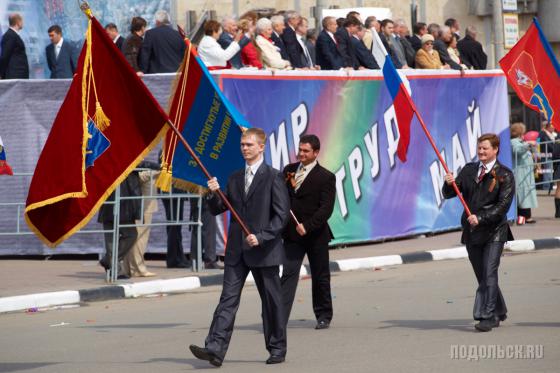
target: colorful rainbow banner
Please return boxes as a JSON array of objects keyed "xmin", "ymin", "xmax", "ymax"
[{"xmin": 218, "ymin": 71, "xmax": 515, "ymax": 245}]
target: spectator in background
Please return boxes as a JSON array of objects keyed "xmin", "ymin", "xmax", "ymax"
[
  {"xmin": 105, "ymin": 23, "xmax": 124, "ymax": 50},
  {"xmin": 379, "ymin": 19, "xmax": 403, "ymax": 68},
  {"xmin": 362, "ymin": 16, "xmax": 378, "ymax": 50},
  {"xmin": 537, "ymin": 121, "xmax": 557, "ymax": 194},
  {"xmin": 446, "ymin": 33, "xmax": 469, "ymax": 69},
  {"xmin": 45, "ymin": 25, "xmax": 76, "ymax": 79},
  {"xmin": 510, "ymin": 122, "xmax": 538, "ymax": 224},
  {"xmin": 270, "ymin": 15, "xmax": 289, "ymax": 60},
  {"xmin": 238, "ymin": 18, "xmax": 262, "ymax": 69},
  {"xmin": 427, "ymin": 23, "xmax": 440, "ymax": 40},
  {"xmin": 408, "ymin": 22, "xmax": 427, "ymax": 51},
  {"xmin": 434, "ymin": 26, "xmax": 463, "ymax": 70},
  {"xmin": 198, "ymin": 20, "xmax": 248, "ymax": 70},
  {"xmin": 395, "ymin": 19, "xmax": 415, "ymax": 68},
  {"xmin": 282, "ymin": 11, "xmax": 302, "ymax": 68},
  {"xmin": 351, "ymin": 25, "xmax": 379, "ymax": 69},
  {"xmin": 0, "ymin": 13, "xmax": 29, "ymax": 79},
  {"xmin": 552, "ymin": 136, "xmax": 560, "ymax": 218},
  {"xmin": 415, "ymin": 34, "xmax": 448, "ymax": 69},
  {"xmin": 445, "ymin": 18, "xmax": 461, "ymax": 40},
  {"xmin": 305, "ymin": 29, "xmax": 317, "ymax": 66},
  {"xmin": 255, "ymin": 17, "xmax": 291, "ymax": 70},
  {"xmin": 218, "ymin": 17, "xmax": 243, "ymax": 69},
  {"xmin": 140, "ymin": 10, "xmax": 185, "ymax": 73},
  {"xmin": 189, "ymin": 188, "xmax": 224, "ymax": 270},
  {"xmin": 335, "ymin": 16, "xmax": 361, "ymax": 69},
  {"xmin": 457, "ymin": 26, "xmax": 487, "ymax": 70},
  {"xmin": 346, "ymin": 11, "xmax": 362, "ymax": 23},
  {"xmin": 336, "ymin": 17, "xmax": 346, "ymax": 29},
  {"xmin": 293, "ymin": 17, "xmax": 317, "ymax": 69},
  {"xmin": 122, "ymin": 17, "xmax": 147, "ymax": 74},
  {"xmin": 315, "ymin": 16, "xmax": 343, "ymax": 70}
]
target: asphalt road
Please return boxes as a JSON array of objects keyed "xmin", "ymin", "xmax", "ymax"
[{"xmin": 1, "ymin": 249, "xmax": 559, "ymax": 373}]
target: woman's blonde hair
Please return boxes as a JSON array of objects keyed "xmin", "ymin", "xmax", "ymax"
[{"xmin": 510, "ymin": 122, "xmax": 526, "ymax": 138}]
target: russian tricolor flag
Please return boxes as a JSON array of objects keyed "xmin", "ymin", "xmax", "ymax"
[
  {"xmin": 0, "ymin": 135, "xmax": 14, "ymax": 175},
  {"xmin": 372, "ymin": 32, "xmax": 415, "ymax": 162}
]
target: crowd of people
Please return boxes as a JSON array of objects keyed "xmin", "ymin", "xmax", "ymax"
[{"xmin": 0, "ymin": 9, "xmax": 491, "ymax": 80}]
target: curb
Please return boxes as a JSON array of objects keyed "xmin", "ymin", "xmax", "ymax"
[{"xmin": 2, "ymin": 237, "xmax": 559, "ymax": 314}]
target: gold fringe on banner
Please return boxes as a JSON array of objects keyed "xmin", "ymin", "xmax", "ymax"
[
  {"xmin": 155, "ymin": 163, "xmax": 173, "ymax": 192},
  {"xmin": 93, "ymin": 102, "xmax": 110, "ymax": 131}
]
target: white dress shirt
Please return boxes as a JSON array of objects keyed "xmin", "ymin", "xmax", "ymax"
[
  {"xmin": 245, "ymin": 157, "xmax": 264, "ymax": 192},
  {"xmin": 294, "ymin": 160, "xmax": 317, "ymax": 190},
  {"xmin": 296, "ymin": 34, "xmax": 313, "ymax": 67},
  {"xmin": 479, "ymin": 159, "xmax": 496, "ymax": 179},
  {"xmin": 54, "ymin": 38, "xmax": 63, "ymax": 59},
  {"xmin": 197, "ymin": 35, "xmax": 241, "ymax": 68}
]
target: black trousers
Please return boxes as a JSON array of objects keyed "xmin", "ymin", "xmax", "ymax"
[
  {"xmin": 466, "ymin": 241, "xmax": 508, "ymax": 321},
  {"xmin": 189, "ymin": 198, "xmax": 217, "ymax": 263},
  {"xmin": 161, "ymin": 193, "xmax": 188, "ymax": 267},
  {"xmin": 281, "ymin": 240, "xmax": 333, "ymax": 323},
  {"xmin": 101, "ymin": 222, "xmax": 137, "ymax": 268},
  {"xmin": 205, "ymin": 262, "xmax": 286, "ymax": 360}
]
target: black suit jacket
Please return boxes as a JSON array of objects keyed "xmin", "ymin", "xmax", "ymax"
[
  {"xmin": 399, "ymin": 36, "xmax": 416, "ymax": 67},
  {"xmin": 115, "ymin": 35, "xmax": 124, "ymax": 51},
  {"xmin": 434, "ymin": 39, "xmax": 462, "ymax": 70},
  {"xmin": 139, "ymin": 25, "xmax": 185, "ymax": 73},
  {"xmin": 0, "ymin": 28, "xmax": 29, "ymax": 79},
  {"xmin": 217, "ymin": 32, "xmax": 243, "ymax": 68},
  {"xmin": 207, "ymin": 162, "xmax": 290, "ymax": 267},
  {"xmin": 457, "ymin": 35, "xmax": 487, "ymax": 70},
  {"xmin": 316, "ymin": 30, "xmax": 343, "ymax": 70},
  {"xmin": 271, "ymin": 32, "xmax": 289, "ymax": 60},
  {"xmin": 282, "ymin": 25, "xmax": 302, "ymax": 68},
  {"xmin": 46, "ymin": 40, "xmax": 77, "ymax": 79},
  {"xmin": 408, "ymin": 34, "xmax": 422, "ymax": 52},
  {"xmin": 442, "ymin": 162, "xmax": 515, "ymax": 245},
  {"xmin": 351, "ymin": 36, "xmax": 379, "ymax": 69},
  {"xmin": 334, "ymin": 27, "xmax": 358, "ymax": 69},
  {"xmin": 283, "ymin": 162, "xmax": 336, "ymax": 245},
  {"xmin": 379, "ymin": 33, "xmax": 402, "ymax": 68}
]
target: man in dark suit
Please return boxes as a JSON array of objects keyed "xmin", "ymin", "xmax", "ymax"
[
  {"xmin": 408, "ymin": 22, "xmax": 427, "ymax": 52},
  {"xmin": 281, "ymin": 135, "xmax": 336, "ymax": 330},
  {"xmin": 379, "ymin": 19, "xmax": 403, "ymax": 69},
  {"xmin": 104, "ymin": 23, "xmax": 124, "ymax": 50},
  {"xmin": 335, "ymin": 17, "xmax": 361, "ymax": 69},
  {"xmin": 139, "ymin": 10, "xmax": 185, "ymax": 74},
  {"xmin": 434, "ymin": 26, "xmax": 463, "ymax": 70},
  {"xmin": 282, "ymin": 11, "xmax": 303, "ymax": 68},
  {"xmin": 190, "ymin": 128, "xmax": 290, "ymax": 366},
  {"xmin": 352, "ymin": 26, "xmax": 379, "ymax": 69},
  {"xmin": 316, "ymin": 16, "xmax": 343, "ymax": 70},
  {"xmin": 271, "ymin": 15, "xmax": 289, "ymax": 60},
  {"xmin": 0, "ymin": 13, "xmax": 29, "ymax": 79},
  {"xmin": 291, "ymin": 17, "xmax": 316, "ymax": 69},
  {"xmin": 45, "ymin": 25, "xmax": 76, "ymax": 79},
  {"xmin": 443, "ymin": 133, "xmax": 515, "ymax": 332},
  {"xmin": 217, "ymin": 16, "xmax": 243, "ymax": 69},
  {"xmin": 457, "ymin": 26, "xmax": 488, "ymax": 70}
]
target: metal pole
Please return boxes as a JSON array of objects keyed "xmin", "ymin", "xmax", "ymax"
[
  {"xmin": 492, "ymin": 0, "xmax": 505, "ymax": 68},
  {"xmin": 110, "ymin": 185, "xmax": 121, "ymax": 283},
  {"xmin": 316, "ymin": 0, "xmax": 328, "ymax": 33}
]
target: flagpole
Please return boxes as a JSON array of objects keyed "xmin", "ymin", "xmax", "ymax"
[
  {"xmin": 405, "ymin": 95, "xmax": 473, "ymax": 216},
  {"xmin": 165, "ymin": 119, "xmax": 252, "ymax": 236}
]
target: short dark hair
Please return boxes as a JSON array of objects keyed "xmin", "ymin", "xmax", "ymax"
[
  {"xmin": 300, "ymin": 134, "xmax": 320, "ymax": 151},
  {"xmin": 204, "ymin": 20, "xmax": 221, "ymax": 36},
  {"xmin": 413, "ymin": 22, "xmax": 426, "ymax": 34},
  {"xmin": 48, "ymin": 25, "xmax": 62, "ymax": 35},
  {"xmin": 346, "ymin": 11, "xmax": 360, "ymax": 20},
  {"xmin": 130, "ymin": 17, "xmax": 147, "ymax": 33},
  {"xmin": 105, "ymin": 23, "xmax": 118, "ymax": 31},
  {"xmin": 380, "ymin": 19, "xmax": 394, "ymax": 29},
  {"xmin": 336, "ymin": 17, "xmax": 346, "ymax": 29},
  {"xmin": 343, "ymin": 17, "xmax": 361, "ymax": 28},
  {"xmin": 478, "ymin": 133, "xmax": 500, "ymax": 154},
  {"xmin": 444, "ymin": 18, "xmax": 457, "ymax": 28}
]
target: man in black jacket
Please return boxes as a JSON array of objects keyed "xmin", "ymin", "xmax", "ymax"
[
  {"xmin": 271, "ymin": 15, "xmax": 289, "ymax": 60},
  {"xmin": 457, "ymin": 26, "xmax": 488, "ymax": 70},
  {"xmin": 45, "ymin": 25, "xmax": 76, "ymax": 79},
  {"xmin": 139, "ymin": 10, "xmax": 185, "ymax": 73},
  {"xmin": 408, "ymin": 22, "xmax": 427, "ymax": 52},
  {"xmin": 282, "ymin": 11, "xmax": 302, "ymax": 68},
  {"xmin": 335, "ymin": 17, "xmax": 361, "ymax": 69},
  {"xmin": 434, "ymin": 26, "xmax": 463, "ymax": 70},
  {"xmin": 443, "ymin": 133, "xmax": 514, "ymax": 332},
  {"xmin": 190, "ymin": 128, "xmax": 290, "ymax": 366},
  {"xmin": 352, "ymin": 26, "xmax": 379, "ymax": 69},
  {"xmin": 0, "ymin": 13, "xmax": 29, "ymax": 79},
  {"xmin": 316, "ymin": 16, "xmax": 343, "ymax": 70},
  {"xmin": 281, "ymin": 135, "xmax": 336, "ymax": 330}
]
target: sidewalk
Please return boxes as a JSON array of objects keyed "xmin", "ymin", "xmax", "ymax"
[{"xmin": 1, "ymin": 193, "xmax": 559, "ymax": 313}]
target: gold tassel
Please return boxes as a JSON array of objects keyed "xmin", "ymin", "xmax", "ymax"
[
  {"xmin": 93, "ymin": 102, "xmax": 110, "ymax": 131},
  {"xmin": 172, "ymin": 179, "xmax": 205, "ymax": 194},
  {"xmin": 155, "ymin": 164, "xmax": 173, "ymax": 192}
]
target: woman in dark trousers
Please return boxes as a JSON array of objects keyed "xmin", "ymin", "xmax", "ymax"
[{"xmin": 442, "ymin": 133, "xmax": 515, "ymax": 332}]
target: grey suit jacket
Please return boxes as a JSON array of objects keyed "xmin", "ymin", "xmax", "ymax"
[{"xmin": 207, "ymin": 163, "xmax": 289, "ymax": 267}]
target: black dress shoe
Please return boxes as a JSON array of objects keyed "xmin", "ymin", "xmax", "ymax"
[
  {"xmin": 266, "ymin": 355, "xmax": 285, "ymax": 364},
  {"xmin": 315, "ymin": 320, "xmax": 330, "ymax": 330},
  {"xmin": 475, "ymin": 318, "xmax": 498, "ymax": 332},
  {"xmin": 99, "ymin": 260, "xmax": 110, "ymax": 271},
  {"xmin": 189, "ymin": 344, "xmax": 222, "ymax": 367}
]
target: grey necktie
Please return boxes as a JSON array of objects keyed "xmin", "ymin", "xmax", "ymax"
[{"xmin": 244, "ymin": 167, "xmax": 253, "ymax": 194}]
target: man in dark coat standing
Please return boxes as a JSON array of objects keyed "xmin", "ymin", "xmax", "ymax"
[
  {"xmin": 281, "ymin": 135, "xmax": 336, "ymax": 330},
  {"xmin": 434, "ymin": 26, "xmax": 463, "ymax": 70},
  {"xmin": 105, "ymin": 23, "xmax": 124, "ymax": 50},
  {"xmin": 443, "ymin": 133, "xmax": 515, "ymax": 332},
  {"xmin": 457, "ymin": 26, "xmax": 488, "ymax": 70},
  {"xmin": 352, "ymin": 26, "xmax": 380, "ymax": 69},
  {"xmin": 282, "ymin": 11, "xmax": 303, "ymax": 69},
  {"xmin": 335, "ymin": 17, "xmax": 361, "ymax": 69},
  {"xmin": 139, "ymin": 10, "xmax": 185, "ymax": 73},
  {"xmin": 45, "ymin": 25, "xmax": 76, "ymax": 79},
  {"xmin": 0, "ymin": 13, "xmax": 29, "ymax": 79},
  {"xmin": 190, "ymin": 128, "xmax": 290, "ymax": 367},
  {"xmin": 271, "ymin": 15, "xmax": 289, "ymax": 60},
  {"xmin": 217, "ymin": 16, "xmax": 243, "ymax": 69},
  {"xmin": 316, "ymin": 16, "xmax": 343, "ymax": 70}
]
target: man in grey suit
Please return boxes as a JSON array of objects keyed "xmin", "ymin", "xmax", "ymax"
[
  {"xmin": 190, "ymin": 128, "xmax": 290, "ymax": 367},
  {"xmin": 45, "ymin": 25, "xmax": 76, "ymax": 79}
]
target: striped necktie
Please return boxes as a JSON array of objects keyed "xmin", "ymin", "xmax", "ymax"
[
  {"xmin": 295, "ymin": 166, "xmax": 306, "ymax": 191},
  {"xmin": 244, "ymin": 167, "xmax": 253, "ymax": 194},
  {"xmin": 478, "ymin": 165, "xmax": 486, "ymax": 183}
]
